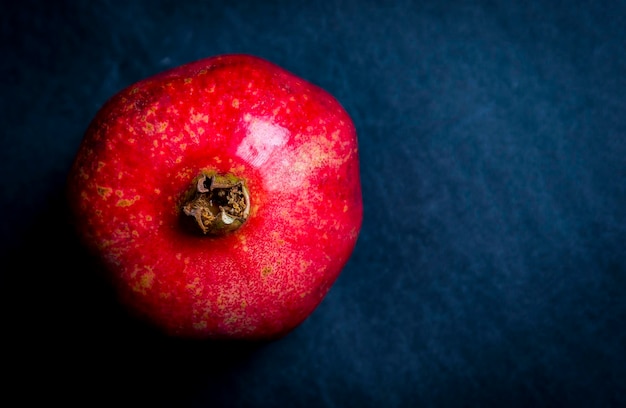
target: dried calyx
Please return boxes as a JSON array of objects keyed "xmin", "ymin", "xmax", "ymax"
[{"xmin": 181, "ymin": 172, "xmax": 250, "ymax": 235}]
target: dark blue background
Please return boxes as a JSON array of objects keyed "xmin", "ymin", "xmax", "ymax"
[{"xmin": 2, "ymin": 0, "xmax": 625, "ymax": 406}]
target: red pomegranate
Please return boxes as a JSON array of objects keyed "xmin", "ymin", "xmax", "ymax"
[{"xmin": 67, "ymin": 54, "xmax": 362, "ymax": 340}]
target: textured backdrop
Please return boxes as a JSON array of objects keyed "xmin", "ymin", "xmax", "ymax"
[{"xmin": 2, "ymin": 0, "xmax": 625, "ymax": 406}]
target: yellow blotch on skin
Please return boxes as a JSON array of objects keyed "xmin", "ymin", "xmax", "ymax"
[
  {"xmin": 217, "ymin": 294, "xmax": 225, "ymax": 310},
  {"xmin": 116, "ymin": 195, "xmax": 140, "ymax": 207},
  {"xmin": 299, "ymin": 290, "xmax": 311, "ymax": 298},
  {"xmin": 224, "ymin": 316, "xmax": 239, "ymax": 324},
  {"xmin": 229, "ymin": 164, "xmax": 246, "ymax": 175},
  {"xmin": 176, "ymin": 168, "xmax": 193, "ymax": 180},
  {"xmin": 190, "ymin": 111, "xmax": 209, "ymax": 124},
  {"xmin": 193, "ymin": 321, "xmax": 207, "ymax": 330},
  {"xmin": 143, "ymin": 122, "xmax": 155, "ymax": 133},
  {"xmin": 140, "ymin": 271, "xmax": 154, "ymax": 289},
  {"xmin": 237, "ymin": 234, "xmax": 249, "ymax": 252},
  {"xmin": 131, "ymin": 266, "xmax": 155, "ymax": 295},
  {"xmin": 232, "ymin": 99, "xmax": 239, "ymax": 108},
  {"xmin": 349, "ymin": 227, "xmax": 359, "ymax": 240},
  {"xmin": 271, "ymin": 231, "xmax": 286, "ymax": 246},
  {"xmin": 261, "ymin": 266, "xmax": 273, "ymax": 278},
  {"xmin": 186, "ymin": 277, "xmax": 203, "ymax": 296},
  {"xmin": 300, "ymin": 259, "xmax": 312, "ymax": 274},
  {"xmin": 96, "ymin": 239, "xmax": 113, "ymax": 250},
  {"xmin": 184, "ymin": 123, "xmax": 199, "ymax": 144},
  {"xmin": 97, "ymin": 186, "xmax": 112, "ymax": 199}
]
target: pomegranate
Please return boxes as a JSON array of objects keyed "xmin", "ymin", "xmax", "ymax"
[{"xmin": 67, "ymin": 54, "xmax": 362, "ymax": 340}]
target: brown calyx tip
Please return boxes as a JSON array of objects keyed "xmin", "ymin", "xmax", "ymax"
[{"xmin": 181, "ymin": 171, "xmax": 250, "ymax": 235}]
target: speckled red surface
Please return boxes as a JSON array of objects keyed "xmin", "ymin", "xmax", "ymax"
[{"xmin": 67, "ymin": 54, "xmax": 363, "ymax": 339}]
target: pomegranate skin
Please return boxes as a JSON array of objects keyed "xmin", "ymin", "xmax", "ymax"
[{"xmin": 67, "ymin": 54, "xmax": 362, "ymax": 340}]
